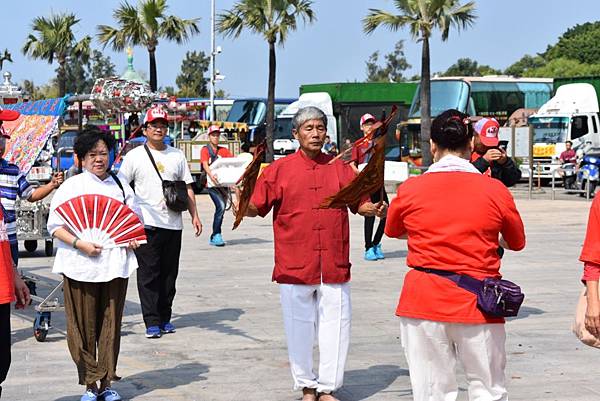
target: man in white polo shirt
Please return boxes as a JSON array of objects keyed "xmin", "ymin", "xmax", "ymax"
[{"xmin": 118, "ymin": 106, "xmax": 202, "ymax": 339}]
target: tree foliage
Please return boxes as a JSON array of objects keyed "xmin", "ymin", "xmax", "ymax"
[
  {"xmin": 98, "ymin": 0, "xmax": 200, "ymax": 91},
  {"xmin": 218, "ymin": 0, "xmax": 316, "ymax": 162},
  {"xmin": 442, "ymin": 57, "xmax": 500, "ymax": 77},
  {"xmin": 60, "ymin": 50, "xmax": 116, "ymax": 94},
  {"xmin": 22, "ymin": 12, "xmax": 91, "ymax": 96},
  {"xmin": 363, "ymin": 0, "xmax": 477, "ymax": 166},
  {"xmin": 175, "ymin": 50, "xmax": 210, "ymax": 97},
  {"xmin": 366, "ymin": 40, "xmax": 411, "ymax": 83},
  {"xmin": 544, "ymin": 22, "xmax": 600, "ymax": 65}
]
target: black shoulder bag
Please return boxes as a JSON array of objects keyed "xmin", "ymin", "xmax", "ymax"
[
  {"xmin": 108, "ymin": 172, "xmax": 127, "ymax": 204},
  {"xmin": 144, "ymin": 144, "xmax": 189, "ymax": 213}
]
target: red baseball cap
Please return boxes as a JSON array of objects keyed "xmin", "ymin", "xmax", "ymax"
[
  {"xmin": 0, "ymin": 107, "xmax": 20, "ymax": 122},
  {"xmin": 360, "ymin": 113, "xmax": 376, "ymax": 126},
  {"xmin": 143, "ymin": 106, "xmax": 168, "ymax": 125},
  {"xmin": 474, "ymin": 118, "xmax": 500, "ymax": 147},
  {"xmin": 207, "ymin": 125, "xmax": 221, "ymax": 135}
]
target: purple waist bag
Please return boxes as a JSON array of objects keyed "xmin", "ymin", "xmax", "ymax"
[{"xmin": 413, "ymin": 267, "xmax": 525, "ymax": 318}]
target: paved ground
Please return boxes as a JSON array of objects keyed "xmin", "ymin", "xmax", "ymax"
[{"xmin": 3, "ymin": 191, "xmax": 600, "ymax": 401}]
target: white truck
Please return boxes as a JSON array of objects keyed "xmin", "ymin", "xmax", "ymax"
[
  {"xmin": 521, "ymin": 83, "xmax": 600, "ymax": 178},
  {"xmin": 273, "ymin": 92, "xmax": 337, "ymax": 159}
]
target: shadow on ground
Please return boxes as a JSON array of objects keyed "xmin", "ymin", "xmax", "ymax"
[
  {"xmin": 171, "ymin": 308, "xmax": 263, "ymax": 342},
  {"xmin": 507, "ymin": 306, "xmax": 545, "ymax": 321},
  {"xmin": 382, "ymin": 250, "xmax": 408, "ymax": 259},
  {"xmin": 53, "ymin": 362, "xmax": 209, "ymax": 401},
  {"xmin": 225, "ymin": 237, "xmax": 272, "ymax": 246},
  {"xmin": 336, "ymin": 364, "xmax": 410, "ymax": 400}
]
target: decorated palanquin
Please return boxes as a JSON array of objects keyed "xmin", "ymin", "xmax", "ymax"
[{"xmin": 2, "ymin": 97, "xmax": 67, "ymax": 174}]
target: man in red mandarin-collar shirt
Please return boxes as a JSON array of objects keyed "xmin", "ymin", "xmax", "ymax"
[{"xmin": 240, "ymin": 106, "xmax": 387, "ymax": 401}]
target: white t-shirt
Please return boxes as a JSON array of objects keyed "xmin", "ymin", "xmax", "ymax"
[
  {"xmin": 47, "ymin": 170, "xmax": 141, "ymax": 282},
  {"xmin": 118, "ymin": 145, "xmax": 193, "ymax": 230}
]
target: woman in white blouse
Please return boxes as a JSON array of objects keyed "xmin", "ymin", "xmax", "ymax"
[{"xmin": 47, "ymin": 128, "xmax": 141, "ymax": 401}]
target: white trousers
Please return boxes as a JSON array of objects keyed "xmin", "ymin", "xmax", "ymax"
[
  {"xmin": 399, "ymin": 317, "xmax": 507, "ymax": 401},
  {"xmin": 279, "ymin": 283, "xmax": 351, "ymax": 393}
]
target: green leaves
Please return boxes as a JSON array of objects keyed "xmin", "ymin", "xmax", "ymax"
[{"xmin": 217, "ymin": 0, "xmax": 315, "ymax": 45}]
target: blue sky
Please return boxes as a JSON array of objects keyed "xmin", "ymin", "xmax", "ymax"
[{"xmin": 3, "ymin": 0, "xmax": 600, "ymax": 98}]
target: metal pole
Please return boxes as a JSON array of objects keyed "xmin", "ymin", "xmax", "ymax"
[
  {"xmin": 528, "ymin": 124, "xmax": 533, "ymax": 200},
  {"xmin": 209, "ymin": 0, "xmax": 216, "ymax": 122},
  {"xmin": 77, "ymin": 101, "xmax": 83, "ymax": 132}
]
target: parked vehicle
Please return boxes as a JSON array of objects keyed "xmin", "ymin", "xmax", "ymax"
[
  {"xmin": 576, "ymin": 152, "xmax": 600, "ymax": 196},
  {"xmin": 561, "ymin": 162, "xmax": 577, "ymax": 189},
  {"xmin": 400, "ymin": 76, "xmax": 553, "ymax": 162},
  {"xmin": 522, "ymin": 83, "xmax": 600, "ymax": 179}
]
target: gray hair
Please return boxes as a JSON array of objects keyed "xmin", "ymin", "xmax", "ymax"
[{"xmin": 292, "ymin": 106, "xmax": 327, "ymax": 130}]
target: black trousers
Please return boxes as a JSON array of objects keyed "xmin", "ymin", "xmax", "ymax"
[
  {"xmin": 0, "ymin": 303, "xmax": 10, "ymax": 398},
  {"xmin": 364, "ymin": 188, "xmax": 389, "ymax": 250},
  {"xmin": 134, "ymin": 227, "xmax": 182, "ymax": 328}
]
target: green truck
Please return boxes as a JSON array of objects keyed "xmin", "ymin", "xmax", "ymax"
[{"xmin": 300, "ymin": 82, "xmax": 416, "ymax": 144}]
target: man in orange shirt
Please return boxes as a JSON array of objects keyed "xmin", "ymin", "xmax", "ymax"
[
  {"xmin": 201, "ymin": 125, "xmax": 233, "ymax": 247},
  {"xmin": 240, "ymin": 106, "xmax": 385, "ymax": 401},
  {"xmin": 0, "ymin": 206, "xmax": 30, "ymax": 398}
]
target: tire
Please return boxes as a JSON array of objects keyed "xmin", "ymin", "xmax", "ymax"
[
  {"xmin": 24, "ymin": 240, "xmax": 38, "ymax": 253},
  {"xmin": 44, "ymin": 240, "xmax": 54, "ymax": 257},
  {"xmin": 33, "ymin": 312, "xmax": 50, "ymax": 342},
  {"xmin": 33, "ymin": 327, "xmax": 48, "ymax": 342}
]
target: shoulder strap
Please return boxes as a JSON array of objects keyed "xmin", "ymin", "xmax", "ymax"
[
  {"xmin": 207, "ymin": 144, "xmax": 218, "ymax": 164},
  {"xmin": 412, "ymin": 266, "xmax": 482, "ymax": 295},
  {"xmin": 144, "ymin": 144, "xmax": 164, "ymax": 182},
  {"xmin": 108, "ymin": 171, "xmax": 127, "ymax": 204}
]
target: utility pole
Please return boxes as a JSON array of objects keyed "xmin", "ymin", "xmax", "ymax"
[{"xmin": 209, "ymin": 0, "xmax": 216, "ymax": 122}]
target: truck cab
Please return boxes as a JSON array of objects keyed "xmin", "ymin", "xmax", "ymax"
[
  {"xmin": 522, "ymin": 83, "xmax": 600, "ymax": 178},
  {"xmin": 273, "ymin": 93, "xmax": 337, "ymax": 159}
]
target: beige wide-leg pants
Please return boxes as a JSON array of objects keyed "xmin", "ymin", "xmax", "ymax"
[
  {"xmin": 280, "ymin": 283, "xmax": 351, "ymax": 393},
  {"xmin": 400, "ymin": 317, "xmax": 508, "ymax": 401}
]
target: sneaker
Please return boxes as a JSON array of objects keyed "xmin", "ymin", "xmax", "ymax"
[
  {"xmin": 374, "ymin": 244, "xmax": 385, "ymax": 260},
  {"xmin": 160, "ymin": 322, "xmax": 176, "ymax": 334},
  {"xmin": 209, "ymin": 233, "xmax": 225, "ymax": 247},
  {"xmin": 100, "ymin": 388, "xmax": 122, "ymax": 401},
  {"xmin": 145, "ymin": 325, "xmax": 162, "ymax": 338},
  {"xmin": 364, "ymin": 247, "xmax": 378, "ymax": 261},
  {"xmin": 80, "ymin": 389, "xmax": 98, "ymax": 401}
]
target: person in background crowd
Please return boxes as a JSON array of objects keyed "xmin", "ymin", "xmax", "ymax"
[
  {"xmin": 328, "ymin": 142, "xmax": 338, "ymax": 155},
  {"xmin": 239, "ymin": 106, "xmax": 386, "ymax": 401},
  {"xmin": 201, "ymin": 125, "xmax": 233, "ymax": 247},
  {"xmin": 118, "ymin": 106, "xmax": 202, "ymax": 339},
  {"xmin": 323, "ymin": 135, "xmax": 333, "ymax": 153},
  {"xmin": 341, "ymin": 138, "xmax": 353, "ymax": 161},
  {"xmin": 353, "ymin": 113, "xmax": 388, "ymax": 261},
  {"xmin": 0, "ymin": 205, "xmax": 30, "ymax": 399},
  {"xmin": 385, "ymin": 109, "xmax": 525, "ymax": 401},
  {"xmin": 471, "ymin": 117, "xmax": 521, "ymax": 187},
  {"xmin": 0, "ymin": 107, "xmax": 63, "ymax": 266},
  {"xmin": 48, "ymin": 128, "xmax": 141, "ymax": 401},
  {"xmin": 560, "ymin": 140, "xmax": 577, "ymax": 164}
]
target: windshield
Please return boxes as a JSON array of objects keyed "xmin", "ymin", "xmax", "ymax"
[
  {"xmin": 530, "ymin": 116, "xmax": 569, "ymax": 143},
  {"xmin": 57, "ymin": 131, "xmax": 78, "ymax": 148},
  {"xmin": 226, "ymin": 100, "xmax": 267, "ymax": 125},
  {"xmin": 409, "ymin": 80, "xmax": 471, "ymax": 118},
  {"xmin": 274, "ymin": 118, "xmax": 294, "ymax": 140}
]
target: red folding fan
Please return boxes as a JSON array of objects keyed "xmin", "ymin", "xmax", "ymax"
[{"xmin": 55, "ymin": 194, "xmax": 146, "ymax": 248}]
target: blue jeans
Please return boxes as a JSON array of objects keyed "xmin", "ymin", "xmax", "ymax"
[{"xmin": 208, "ymin": 187, "xmax": 226, "ymax": 238}]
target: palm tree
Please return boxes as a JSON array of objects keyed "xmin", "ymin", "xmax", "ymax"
[
  {"xmin": 22, "ymin": 13, "xmax": 91, "ymax": 97},
  {"xmin": 364, "ymin": 0, "xmax": 476, "ymax": 166},
  {"xmin": 218, "ymin": 0, "xmax": 316, "ymax": 162},
  {"xmin": 98, "ymin": 0, "xmax": 200, "ymax": 91}
]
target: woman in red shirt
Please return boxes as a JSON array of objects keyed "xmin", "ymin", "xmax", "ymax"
[
  {"xmin": 0, "ymin": 205, "xmax": 30, "ymax": 398},
  {"xmin": 385, "ymin": 109, "xmax": 525, "ymax": 401}
]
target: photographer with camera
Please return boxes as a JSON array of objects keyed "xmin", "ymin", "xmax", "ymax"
[{"xmin": 470, "ymin": 117, "xmax": 521, "ymax": 187}]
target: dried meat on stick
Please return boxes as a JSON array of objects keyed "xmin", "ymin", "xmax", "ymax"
[
  {"xmin": 232, "ymin": 141, "xmax": 266, "ymax": 230},
  {"xmin": 320, "ymin": 106, "xmax": 398, "ymax": 210}
]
